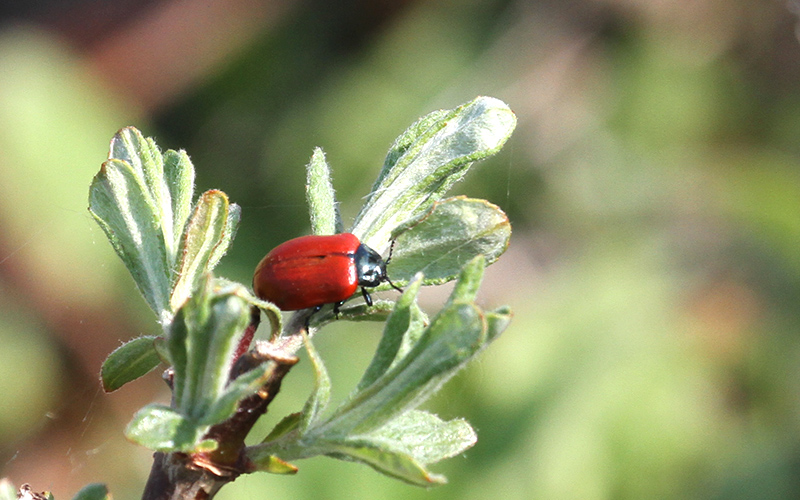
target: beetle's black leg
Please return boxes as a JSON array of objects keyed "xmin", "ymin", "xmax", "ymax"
[
  {"xmin": 361, "ymin": 287, "xmax": 373, "ymax": 307},
  {"xmin": 305, "ymin": 304, "xmax": 324, "ymax": 330},
  {"xmin": 333, "ymin": 301, "xmax": 344, "ymax": 319}
]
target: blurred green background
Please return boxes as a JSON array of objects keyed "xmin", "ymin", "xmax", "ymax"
[{"xmin": 1, "ymin": 0, "xmax": 800, "ymax": 498}]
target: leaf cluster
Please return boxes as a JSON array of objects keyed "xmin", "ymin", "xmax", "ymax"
[{"xmin": 82, "ymin": 96, "xmax": 516, "ymax": 495}]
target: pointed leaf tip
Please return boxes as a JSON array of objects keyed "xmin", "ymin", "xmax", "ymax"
[
  {"xmin": 306, "ymin": 148, "xmax": 342, "ymax": 236},
  {"xmin": 248, "ymin": 454, "xmax": 299, "ymax": 475}
]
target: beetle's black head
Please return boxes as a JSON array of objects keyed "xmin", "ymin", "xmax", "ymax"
[
  {"xmin": 354, "ymin": 242, "xmax": 403, "ymax": 293},
  {"xmin": 354, "ymin": 243, "xmax": 387, "ymax": 287}
]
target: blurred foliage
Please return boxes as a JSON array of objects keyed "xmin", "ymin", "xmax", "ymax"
[{"xmin": 2, "ymin": 0, "xmax": 800, "ymax": 499}]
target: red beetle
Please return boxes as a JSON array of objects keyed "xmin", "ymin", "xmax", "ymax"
[{"xmin": 253, "ymin": 233, "xmax": 401, "ymax": 315}]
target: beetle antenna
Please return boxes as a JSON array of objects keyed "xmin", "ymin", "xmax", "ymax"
[
  {"xmin": 385, "ymin": 239, "xmax": 397, "ymax": 265},
  {"xmin": 383, "ymin": 239, "xmax": 404, "ymax": 293},
  {"xmin": 385, "ymin": 275, "xmax": 403, "ymax": 293}
]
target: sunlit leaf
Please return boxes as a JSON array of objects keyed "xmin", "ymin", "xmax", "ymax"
[
  {"xmin": 89, "ymin": 158, "xmax": 171, "ymax": 321},
  {"xmin": 162, "ymin": 149, "xmax": 195, "ymax": 249},
  {"xmin": 0, "ymin": 479, "xmax": 16, "ymax": 500},
  {"xmin": 352, "ymin": 96, "xmax": 516, "ymax": 253},
  {"xmin": 306, "ymin": 147, "xmax": 342, "ymax": 236},
  {"xmin": 319, "ymin": 439, "xmax": 445, "ymax": 486},
  {"xmin": 207, "ymin": 202, "xmax": 240, "ymax": 271}
]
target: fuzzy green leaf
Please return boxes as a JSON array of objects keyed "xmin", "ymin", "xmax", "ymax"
[
  {"xmin": 446, "ymin": 254, "xmax": 486, "ymax": 305},
  {"xmin": 352, "ymin": 96, "xmax": 516, "ymax": 253},
  {"xmin": 378, "ymin": 109, "xmax": 450, "ymax": 185},
  {"xmin": 163, "ymin": 149, "xmax": 195, "ymax": 247},
  {"xmin": 0, "ymin": 479, "xmax": 16, "ymax": 500},
  {"xmin": 354, "ymin": 274, "xmax": 426, "ymax": 392},
  {"xmin": 90, "ymin": 127, "xmax": 246, "ymax": 327},
  {"xmin": 300, "ymin": 333, "xmax": 332, "ymax": 433},
  {"xmin": 307, "ymin": 410, "xmax": 476, "ymax": 486},
  {"xmin": 89, "ymin": 158, "xmax": 172, "ymax": 321},
  {"xmin": 71, "ymin": 484, "xmax": 110, "ymax": 500},
  {"xmin": 371, "ymin": 410, "xmax": 476, "ymax": 465},
  {"xmin": 387, "ymin": 197, "xmax": 510, "ymax": 286},
  {"xmin": 202, "ymin": 359, "xmax": 277, "ymax": 426},
  {"xmin": 318, "ymin": 438, "xmax": 445, "ymax": 487},
  {"xmin": 108, "ymin": 129, "xmax": 176, "ymax": 260},
  {"xmin": 101, "ymin": 336, "xmax": 162, "ymax": 392},
  {"xmin": 170, "ymin": 278, "xmax": 252, "ymax": 422},
  {"xmin": 171, "ymin": 190, "xmax": 236, "ymax": 311},
  {"xmin": 262, "ymin": 412, "xmax": 302, "ymax": 443},
  {"xmin": 167, "ymin": 302, "xmax": 189, "ymax": 408},
  {"xmin": 208, "ymin": 202, "xmax": 240, "ymax": 271},
  {"xmin": 315, "ymin": 303, "xmax": 485, "ymax": 437},
  {"xmin": 90, "ymin": 127, "xmax": 208, "ymax": 324},
  {"xmin": 306, "ymin": 147, "xmax": 342, "ymax": 235},
  {"xmin": 486, "ymin": 305, "xmax": 512, "ymax": 344},
  {"xmin": 125, "ymin": 404, "xmax": 214, "ymax": 453}
]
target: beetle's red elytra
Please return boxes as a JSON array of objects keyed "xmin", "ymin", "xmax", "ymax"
[{"xmin": 253, "ymin": 233, "xmax": 401, "ymax": 314}]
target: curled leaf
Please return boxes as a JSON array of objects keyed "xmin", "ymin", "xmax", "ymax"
[
  {"xmin": 387, "ymin": 197, "xmax": 510, "ymax": 286},
  {"xmin": 171, "ymin": 190, "xmax": 238, "ymax": 311}
]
